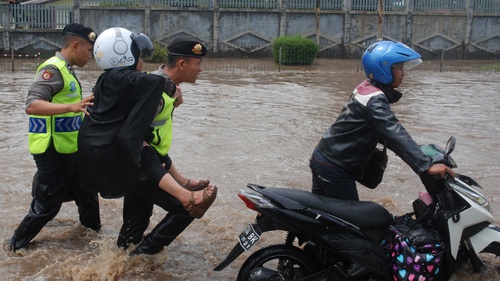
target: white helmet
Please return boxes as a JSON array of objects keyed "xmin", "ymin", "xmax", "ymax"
[{"xmin": 93, "ymin": 27, "xmax": 154, "ymax": 70}]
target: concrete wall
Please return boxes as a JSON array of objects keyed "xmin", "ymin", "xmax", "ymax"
[{"xmin": 1, "ymin": 0, "xmax": 499, "ymax": 59}]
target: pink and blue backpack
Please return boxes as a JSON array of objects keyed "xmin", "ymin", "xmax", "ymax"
[{"xmin": 385, "ymin": 216, "xmax": 445, "ymax": 281}]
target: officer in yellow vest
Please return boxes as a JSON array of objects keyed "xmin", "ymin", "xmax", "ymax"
[
  {"xmin": 9, "ymin": 23, "xmax": 101, "ymax": 252},
  {"xmin": 117, "ymin": 37, "xmax": 215, "ymax": 255}
]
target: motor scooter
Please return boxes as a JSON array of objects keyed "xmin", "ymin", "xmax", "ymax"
[{"xmin": 213, "ymin": 137, "xmax": 500, "ymax": 280}]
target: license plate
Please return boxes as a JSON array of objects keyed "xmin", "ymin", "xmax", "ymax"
[{"xmin": 238, "ymin": 224, "xmax": 260, "ymax": 251}]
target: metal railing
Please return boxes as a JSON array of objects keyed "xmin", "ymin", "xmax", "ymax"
[
  {"xmin": 284, "ymin": 0, "xmax": 342, "ymax": 10},
  {"xmin": 1, "ymin": 0, "xmax": 499, "ymax": 30},
  {"xmin": 6, "ymin": 4, "xmax": 73, "ymax": 29},
  {"xmin": 80, "ymin": 0, "xmax": 144, "ymax": 6},
  {"xmin": 414, "ymin": 0, "xmax": 467, "ymax": 12},
  {"xmin": 219, "ymin": 0, "xmax": 279, "ymax": 9},
  {"xmin": 81, "ymin": 0, "xmax": 208, "ymax": 7},
  {"xmin": 159, "ymin": 0, "xmax": 213, "ymax": 7},
  {"xmin": 474, "ymin": 0, "xmax": 500, "ymax": 12},
  {"xmin": 75, "ymin": 0, "xmax": 500, "ymax": 12}
]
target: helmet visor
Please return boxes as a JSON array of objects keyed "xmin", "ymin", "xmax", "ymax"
[
  {"xmin": 131, "ymin": 33, "xmax": 154, "ymax": 59},
  {"xmin": 403, "ymin": 58, "xmax": 422, "ymax": 70}
]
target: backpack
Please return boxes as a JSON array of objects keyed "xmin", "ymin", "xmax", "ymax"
[{"xmin": 385, "ymin": 215, "xmax": 445, "ymax": 281}]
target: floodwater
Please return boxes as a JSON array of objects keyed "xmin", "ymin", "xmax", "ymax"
[{"xmin": 0, "ymin": 65, "xmax": 499, "ymax": 281}]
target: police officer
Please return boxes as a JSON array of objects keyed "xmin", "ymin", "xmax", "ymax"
[
  {"xmin": 79, "ymin": 28, "xmax": 216, "ymax": 207},
  {"xmin": 117, "ymin": 37, "xmax": 216, "ymax": 255},
  {"xmin": 10, "ymin": 23, "xmax": 101, "ymax": 252}
]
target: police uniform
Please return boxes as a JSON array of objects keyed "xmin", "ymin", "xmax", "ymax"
[
  {"xmin": 117, "ymin": 38, "xmax": 208, "ymax": 255},
  {"xmin": 10, "ymin": 23, "xmax": 101, "ymax": 252}
]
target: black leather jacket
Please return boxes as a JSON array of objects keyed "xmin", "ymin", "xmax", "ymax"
[{"xmin": 316, "ymin": 79, "xmax": 433, "ymax": 179}]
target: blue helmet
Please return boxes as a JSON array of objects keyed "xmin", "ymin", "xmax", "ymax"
[{"xmin": 362, "ymin": 41, "xmax": 422, "ymax": 85}]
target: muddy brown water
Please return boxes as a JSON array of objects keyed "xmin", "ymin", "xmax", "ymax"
[{"xmin": 1, "ymin": 65, "xmax": 499, "ymax": 280}]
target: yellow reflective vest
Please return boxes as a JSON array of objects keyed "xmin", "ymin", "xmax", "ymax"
[
  {"xmin": 28, "ymin": 57, "xmax": 83, "ymax": 154},
  {"xmin": 149, "ymin": 92, "xmax": 176, "ymax": 156}
]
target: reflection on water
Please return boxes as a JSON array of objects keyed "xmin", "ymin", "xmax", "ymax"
[{"xmin": 0, "ymin": 69, "xmax": 499, "ymax": 280}]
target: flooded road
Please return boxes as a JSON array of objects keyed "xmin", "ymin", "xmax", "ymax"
[{"xmin": 1, "ymin": 66, "xmax": 499, "ymax": 280}]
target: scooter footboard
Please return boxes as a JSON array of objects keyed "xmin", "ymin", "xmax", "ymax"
[{"xmin": 469, "ymin": 225, "xmax": 500, "ymax": 254}]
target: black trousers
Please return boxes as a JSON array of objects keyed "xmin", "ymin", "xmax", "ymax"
[
  {"xmin": 10, "ymin": 144, "xmax": 101, "ymax": 251},
  {"xmin": 117, "ymin": 179, "xmax": 194, "ymax": 251}
]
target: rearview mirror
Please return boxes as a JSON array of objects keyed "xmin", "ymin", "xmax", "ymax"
[{"xmin": 445, "ymin": 136, "xmax": 456, "ymax": 155}]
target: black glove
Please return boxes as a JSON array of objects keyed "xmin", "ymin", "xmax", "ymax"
[
  {"xmin": 144, "ymin": 128, "xmax": 154, "ymax": 144},
  {"xmin": 164, "ymin": 79, "xmax": 177, "ymax": 97}
]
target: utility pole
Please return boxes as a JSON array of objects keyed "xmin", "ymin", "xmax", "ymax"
[
  {"xmin": 315, "ymin": 0, "xmax": 320, "ymax": 45},
  {"xmin": 377, "ymin": 0, "xmax": 384, "ymax": 41}
]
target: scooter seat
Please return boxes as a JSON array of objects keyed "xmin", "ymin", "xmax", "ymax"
[{"xmin": 264, "ymin": 187, "xmax": 393, "ymax": 229}]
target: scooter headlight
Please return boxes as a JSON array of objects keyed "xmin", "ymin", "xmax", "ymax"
[{"xmin": 448, "ymin": 178, "xmax": 492, "ymax": 214}]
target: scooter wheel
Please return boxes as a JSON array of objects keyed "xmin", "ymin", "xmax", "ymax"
[{"xmin": 237, "ymin": 244, "xmax": 317, "ymax": 281}]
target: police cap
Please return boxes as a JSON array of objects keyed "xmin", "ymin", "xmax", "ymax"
[
  {"xmin": 63, "ymin": 23, "xmax": 97, "ymax": 45},
  {"xmin": 168, "ymin": 37, "xmax": 207, "ymax": 58}
]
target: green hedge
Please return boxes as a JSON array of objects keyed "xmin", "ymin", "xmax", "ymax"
[
  {"xmin": 145, "ymin": 42, "xmax": 169, "ymax": 63},
  {"xmin": 272, "ymin": 36, "xmax": 319, "ymax": 65}
]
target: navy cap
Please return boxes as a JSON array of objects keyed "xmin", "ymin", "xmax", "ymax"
[
  {"xmin": 63, "ymin": 23, "xmax": 97, "ymax": 45},
  {"xmin": 168, "ymin": 37, "xmax": 207, "ymax": 58}
]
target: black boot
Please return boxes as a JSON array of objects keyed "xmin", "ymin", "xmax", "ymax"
[
  {"xmin": 130, "ymin": 234, "xmax": 164, "ymax": 256},
  {"xmin": 117, "ymin": 233, "xmax": 144, "ymax": 250},
  {"xmin": 78, "ymin": 196, "xmax": 102, "ymax": 231},
  {"xmin": 129, "ymin": 212, "xmax": 194, "ymax": 256}
]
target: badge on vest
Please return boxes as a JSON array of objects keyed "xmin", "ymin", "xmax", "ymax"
[{"xmin": 42, "ymin": 70, "xmax": 54, "ymax": 80}]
